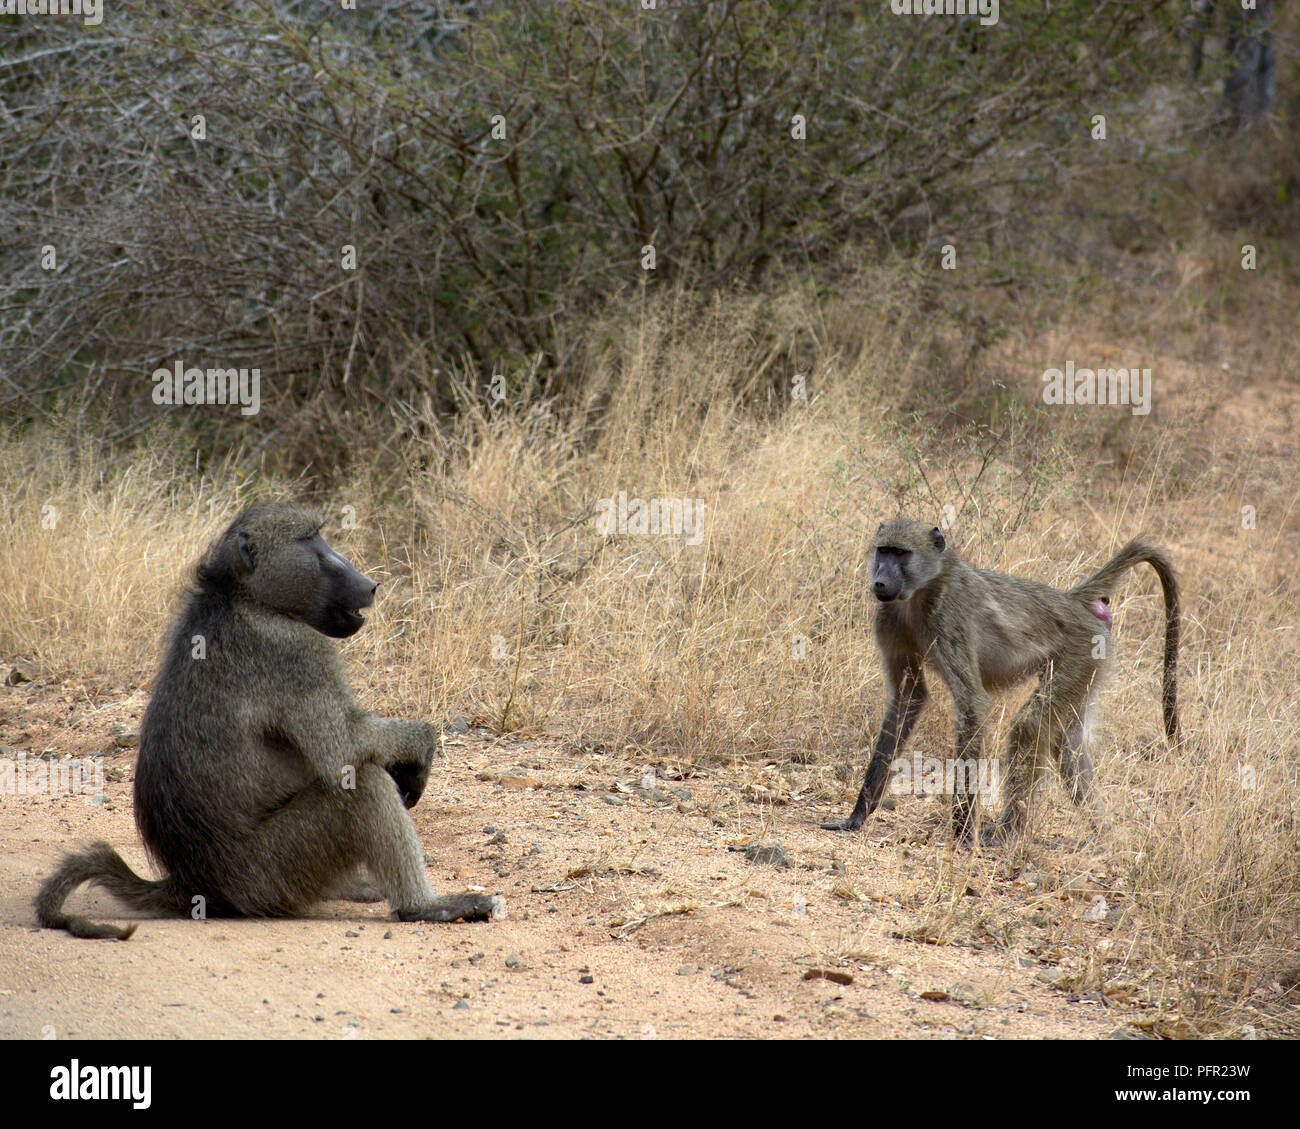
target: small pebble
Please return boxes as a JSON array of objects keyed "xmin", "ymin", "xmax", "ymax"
[{"xmin": 743, "ymin": 842, "xmax": 793, "ymax": 869}]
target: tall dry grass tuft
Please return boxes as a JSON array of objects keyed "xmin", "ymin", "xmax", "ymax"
[
  {"xmin": 1105, "ymin": 560, "xmax": 1300, "ymax": 1022},
  {"xmin": 0, "ymin": 438, "xmax": 252, "ymax": 681}
]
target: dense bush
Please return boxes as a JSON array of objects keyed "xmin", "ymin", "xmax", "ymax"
[{"xmin": 1, "ymin": 0, "xmax": 1177, "ymax": 444}]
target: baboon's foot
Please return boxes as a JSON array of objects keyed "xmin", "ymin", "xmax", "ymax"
[
  {"xmin": 398, "ymin": 893, "xmax": 505, "ymax": 923},
  {"xmin": 820, "ymin": 813, "xmax": 865, "ymax": 832}
]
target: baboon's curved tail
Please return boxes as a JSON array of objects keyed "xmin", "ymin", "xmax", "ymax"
[
  {"xmin": 1070, "ymin": 539, "xmax": 1179, "ymax": 741},
  {"xmin": 35, "ymin": 842, "xmax": 179, "ymax": 940}
]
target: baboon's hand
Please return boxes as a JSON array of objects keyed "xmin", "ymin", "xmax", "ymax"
[
  {"xmin": 388, "ymin": 760, "xmax": 431, "ymax": 809},
  {"xmin": 397, "ymin": 892, "xmax": 505, "ymax": 923},
  {"xmin": 385, "ymin": 719, "xmax": 440, "ymax": 806}
]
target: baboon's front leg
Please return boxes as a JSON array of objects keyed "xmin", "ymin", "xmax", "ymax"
[
  {"xmin": 822, "ymin": 664, "xmax": 927, "ymax": 831},
  {"xmin": 286, "ymin": 707, "xmax": 438, "ymax": 807},
  {"xmin": 354, "ymin": 714, "xmax": 440, "ymax": 808}
]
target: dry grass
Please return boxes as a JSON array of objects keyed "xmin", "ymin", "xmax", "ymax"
[{"xmin": 1, "ymin": 263, "xmax": 1296, "ymax": 1033}]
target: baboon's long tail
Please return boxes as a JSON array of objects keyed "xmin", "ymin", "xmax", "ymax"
[
  {"xmin": 35, "ymin": 842, "xmax": 177, "ymax": 940},
  {"xmin": 1070, "ymin": 539, "xmax": 1179, "ymax": 742}
]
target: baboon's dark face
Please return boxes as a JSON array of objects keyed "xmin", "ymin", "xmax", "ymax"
[
  {"xmin": 242, "ymin": 526, "xmax": 377, "ymax": 638},
  {"xmin": 871, "ymin": 546, "xmax": 914, "ymax": 602},
  {"xmin": 870, "ymin": 520, "xmax": 946, "ymax": 602},
  {"xmin": 300, "ymin": 533, "xmax": 378, "ymax": 638}
]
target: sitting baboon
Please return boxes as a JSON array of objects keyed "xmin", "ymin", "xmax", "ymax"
[
  {"xmin": 822, "ymin": 519, "xmax": 1179, "ymax": 842},
  {"xmin": 37, "ymin": 502, "xmax": 503, "ymax": 939}
]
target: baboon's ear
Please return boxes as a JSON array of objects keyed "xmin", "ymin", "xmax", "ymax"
[
  {"xmin": 236, "ymin": 530, "xmax": 256, "ymax": 572},
  {"xmin": 930, "ymin": 527, "xmax": 946, "ymax": 552},
  {"xmin": 876, "ymin": 522, "xmax": 884, "ymax": 533}
]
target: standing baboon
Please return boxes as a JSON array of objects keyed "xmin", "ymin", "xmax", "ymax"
[
  {"xmin": 822, "ymin": 519, "xmax": 1179, "ymax": 842},
  {"xmin": 37, "ymin": 503, "xmax": 503, "ymax": 939}
]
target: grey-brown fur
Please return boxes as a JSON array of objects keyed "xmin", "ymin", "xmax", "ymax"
[
  {"xmin": 822, "ymin": 518, "xmax": 1180, "ymax": 842},
  {"xmin": 36, "ymin": 502, "xmax": 503, "ymax": 939}
]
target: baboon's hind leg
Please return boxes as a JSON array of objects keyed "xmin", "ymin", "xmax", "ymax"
[
  {"xmin": 983, "ymin": 663, "xmax": 1100, "ymax": 845},
  {"xmin": 221, "ymin": 780, "xmax": 373, "ymax": 916},
  {"xmin": 1057, "ymin": 717, "xmax": 1095, "ymax": 808},
  {"xmin": 1054, "ymin": 681, "xmax": 1113, "ymax": 836},
  {"xmin": 982, "ymin": 705, "xmax": 1052, "ymax": 845},
  {"xmin": 235, "ymin": 765, "xmax": 498, "ymax": 921}
]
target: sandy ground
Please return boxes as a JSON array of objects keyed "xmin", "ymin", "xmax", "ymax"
[{"xmin": 8, "ymin": 678, "xmax": 1268, "ymax": 1042}]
